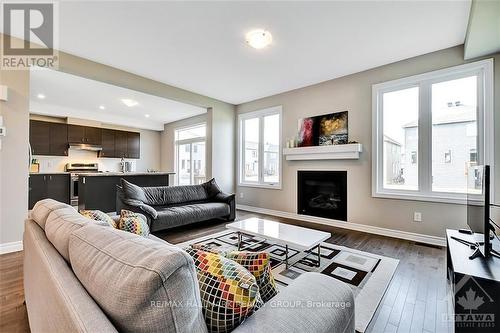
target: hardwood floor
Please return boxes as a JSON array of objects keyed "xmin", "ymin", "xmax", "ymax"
[{"xmin": 0, "ymin": 210, "xmax": 450, "ymax": 333}]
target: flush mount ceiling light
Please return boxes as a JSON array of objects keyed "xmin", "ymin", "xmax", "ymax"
[
  {"xmin": 37, "ymin": 93, "xmax": 46, "ymax": 99},
  {"xmin": 99, "ymin": 105, "xmax": 106, "ymax": 110},
  {"xmin": 145, "ymin": 114, "xmax": 150, "ymax": 118},
  {"xmin": 245, "ymin": 29, "xmax": 273, "ymax": 49},
  {"xmin": 121, "ymin": 98, "xmax": 139, "ymax": 107}
]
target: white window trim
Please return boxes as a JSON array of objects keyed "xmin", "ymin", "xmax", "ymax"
[
  {"xmin": 174, "ymin": 123, "xmax": 206, "ymax": 186},
  {"xmin": 372, "ymin": 59, "xmax": 494, "ymax": 204},
  {"xmin": 238, "ymin": 106, "xmax": 283, "ymax": 189}
]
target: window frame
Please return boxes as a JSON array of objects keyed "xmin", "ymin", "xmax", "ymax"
[
  {"xmin": 372, "ymin": 59, "xmax": 494, "ymax": 204},
  {"xmin": 238, "ymin": 106, "xmax": 283, "ymax": 189},
  {"xmin": 174, "ymin": 123, "xmax": 206, "ymax": 185}
]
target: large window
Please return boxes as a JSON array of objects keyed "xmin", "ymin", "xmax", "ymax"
[
  {"xmin": 175, "ymin": 124, "xmax": 206, "ymax": 185},
  {"xmin": 238, "ymin": 106, "xmax": 282, "ymax": 188},
  {"xmin": 372, "ymin": 60, "xmax": 493, "ymax": 203}
]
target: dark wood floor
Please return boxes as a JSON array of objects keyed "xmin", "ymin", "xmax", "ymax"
[{"xmin": 0, "ymin": 210, "xmax": 450, "ymax": 333}]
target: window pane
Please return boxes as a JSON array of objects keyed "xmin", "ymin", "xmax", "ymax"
[
  {"xmin": 178, "ymin": 143, "xmax": 191, "ymax": 185},
  {"xmin": 432, "ymin": 76, "xmax": 477, "ymax": 193},
  {"xmin": 382, "ymin": 87, "xmax": 419, "ymax": 190},
  {"xmin": 244, "ymin": 118, "xmax": 259, "ymax": 182},
  {"xmin": 176, "ymin": 124, "xmax": 206, "ymax": 141},
  {"xmin": 192, "ymin": 141, "xmax": 206, "ymax": 184},
  {"xmin": 263, "ymin": 114, "xmax": 280, "ymax": 183}
]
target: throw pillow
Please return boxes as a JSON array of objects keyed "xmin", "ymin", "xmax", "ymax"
[
  {"xmin": 202, "ymin": 178, "xmax": 222, "ymax": 198},
  {"xmin": 118, "ymin": 210, "xmax": 150, "ymax": 236},
  {"xmin": 120, "ymin": 179, "xmax": 148, "ymax": 203},
  {"xmin": 185, "ymin": 247, "xmax": 263, "ymax": 333},
  {"xmin": 79, "ymin": 210, "xmax": 117, "ymax": 228},
  {"xmin": 226, "ymin": 251, "xmax": 278, "ymax": 303}
]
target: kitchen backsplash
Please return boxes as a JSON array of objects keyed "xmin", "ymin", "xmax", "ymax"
[{"xmin": 33, "ymin": 149, "xmax": 137, "ymax": 173}]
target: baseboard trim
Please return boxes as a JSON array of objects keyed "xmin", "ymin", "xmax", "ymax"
[
  {"xmin": 0, "ymin": 241, "xmax": 23, "ymax": 255},
  {"xmin": 236, "ymin": 204, "xmax": 446, "ymax": 247}
]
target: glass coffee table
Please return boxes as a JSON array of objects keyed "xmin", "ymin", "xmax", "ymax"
[{"xmin": 226, "ymin": 217, "xmax": 331, "ymax": 268}]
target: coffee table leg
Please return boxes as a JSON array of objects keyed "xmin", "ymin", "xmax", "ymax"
[
  {"xmin": 237, "ymin": 232, "xmax": 242, "ymax": 250},
  {"xmin": 317, "ymin": 245, "xmax": 321, "ymax": 267},
  {"xmin": 285, "ymin": 244, "xmax": 289, "ymax": 269}
]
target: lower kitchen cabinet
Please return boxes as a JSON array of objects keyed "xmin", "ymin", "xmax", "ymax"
[{"xmin": 29, "ymin": 174, "xmax": 70, "ymax": 209}]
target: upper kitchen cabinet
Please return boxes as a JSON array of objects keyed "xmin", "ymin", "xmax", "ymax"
[
  {"xmin": 30, "ymin": 120, "xmax": 50, "ymax": 155},
  {"xmin": 127, "ymin": 132, "xmax": 140, "ymax": 159},
  {"xmin": 68, "ymin": 125, "xmax": 102, "ymax": 145},
  {"xmin": 29, "ymin": 120, "xmax": 68, "ymax": 156},
  {"xmin": 99, "ymin": 129, "xmax": 115, "ymax": 158},
  {"xmin": 114, "ymin": 131, "xmax": 128, "ymax": 158}
]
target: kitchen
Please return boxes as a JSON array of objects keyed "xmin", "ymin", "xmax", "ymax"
[{"xmin": 28, "ymin": 68, "xmax": 207, "ymax": 213}]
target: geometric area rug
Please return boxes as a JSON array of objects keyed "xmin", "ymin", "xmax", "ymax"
[{"xmin": 177, "ymin": 230, "xmax": 399, "ymax": 333}]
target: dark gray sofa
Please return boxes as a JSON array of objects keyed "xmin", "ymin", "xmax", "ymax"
[{"xmin": 116, "ymin": 178, "xmax": 236, "ymax": 232}]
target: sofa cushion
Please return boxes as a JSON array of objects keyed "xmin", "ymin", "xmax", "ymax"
[
  {"xmin": 118, "ymin": 210, "xmax": 150, "ymax": 236},
  {"xmin": 45, "ymin": 207, "xmax": 105, "ymax": 261},
  {"xmin": 120, "ymin": 179, "xmax": 148, "ymax": 203},
  {"xmin": 185, "ymin": 247, "xmax": 263, "ymax": 333},
  {"xmin": 80, "ymin": 210, "xmax": 117, "ymax": 228},
  {"xmin": 68, "ymin": 225, "xmax": 207, "ymax": 333},
  {"xmin": 31, "ymin": 199, "xmax": 72, "ymax": 230},
  {"xmin": 152, "ymin": 203, "xmax": 230, "ymax": 231}
]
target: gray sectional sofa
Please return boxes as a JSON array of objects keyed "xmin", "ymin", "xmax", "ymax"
[
  {"xmin": 116, "ymin": 178, "xmax": 236, "ymax": 232},
  {"xmin": 25, "ymin": 199, "xmax": 355, "ymax": 333}
]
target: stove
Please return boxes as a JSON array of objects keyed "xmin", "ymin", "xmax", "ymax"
[{"xmin": 66, "ymin": 163, "xmax": 99, "ymax": 207}]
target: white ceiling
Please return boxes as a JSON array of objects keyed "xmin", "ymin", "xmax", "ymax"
[{"xmin": 29, "ymin": 69, "xmax": 206, "ymax": 131}]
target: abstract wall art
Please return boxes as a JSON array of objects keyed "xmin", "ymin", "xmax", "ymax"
[{"xmin": 297, "ymin": 111, "xmax": 348, "ymax": 147}]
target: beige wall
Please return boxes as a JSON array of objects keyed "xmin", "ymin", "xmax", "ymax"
[{"xmin": 236, "ymin": 46, "xmax": 500, "ymax": 238}]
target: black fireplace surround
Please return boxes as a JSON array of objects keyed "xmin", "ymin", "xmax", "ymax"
[{"xmin": 298, "ymin": 171, "xmax": 347, "ymax": 221}]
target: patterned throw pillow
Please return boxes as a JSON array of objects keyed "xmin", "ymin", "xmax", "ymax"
[
  {"xmin": 185, "ymin": 247, "xmax": 263, "ymax": 333},
  {"xmin": 80, "ymin": 210, "xmax": 117, "ymax": 228},
  {"xmin": 226, "ymin": 251, "xmax": 278, "ymax": 303},
  {"xmin": 118, "ymin": 210, "xmax": 150, "ymax": 236}
]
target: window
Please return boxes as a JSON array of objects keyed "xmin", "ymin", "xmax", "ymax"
[
  {"xmin": 175, "ymin": 124, "xmax": 206, "ymax": 185},
  {"xmin": 373, "ymin": 59, "xmax": 493, "ymax": 203},
  {"xmin": 238, "ymin": 106, "xmax": 282, "ymax": 188}
]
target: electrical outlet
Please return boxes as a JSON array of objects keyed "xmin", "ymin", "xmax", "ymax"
[
  {"xmin": 239, "ymin": 192, "xmax": 244, "ymax": 199},
  {"xmin": 413, "ymin": 212, "xmax": 422, "ymax": 222}
]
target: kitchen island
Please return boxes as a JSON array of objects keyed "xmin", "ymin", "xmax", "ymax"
[{"xmin": 78, "ymin": 172, "xmax": 175, "ymax": 213}]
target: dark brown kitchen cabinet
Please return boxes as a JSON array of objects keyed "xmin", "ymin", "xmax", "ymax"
[
  {"xmin": 99, "ymin": 129, "xmax": 115, "ymax": 158},
  {"xmin": 29, "ymin": 120, "xmax": 50, "ymax": 155},
  {"xmin": 114, "ymin": 131, "xmax": 128, "ymax": 158},
  {"xmin": 30, "ymin": 120, "xmax": 68, "ymax": 156},
  {"xmin": 127, "ymin": 132, "xmax": 140, "ymax": 159},
  {"xmin": 68, "ymin": 125, "xmax": 101, "ymax": 144},
  {"xmin": 49, "ymin": 122, "xmax": 68, "ymax": 156},
  {"xmin": 28, "ymin": 174, "xmax": 70, "ymax": 209}
]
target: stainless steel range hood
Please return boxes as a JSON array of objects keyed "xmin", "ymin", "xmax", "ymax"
[{"xmin": 68, "ymin": 143, "xmax": 103, "ymax": 151}]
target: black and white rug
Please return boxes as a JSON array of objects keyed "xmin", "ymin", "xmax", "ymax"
[{"xmin": 178, "ymin": 230, "xmax": 399, "ymax": 332}]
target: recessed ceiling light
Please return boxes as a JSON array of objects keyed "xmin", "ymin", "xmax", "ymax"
[
  {"xmin": 245, "ymin": 29, "xmax": 273, "ymax": 49},
  {"xmin": 145, "ymin": 114, "xmax": 150, "ymax": 118},
  {"xmin": 99, "ymin": 105, "xmax": 106, "ymax": 110},
  {"xmin": 37, "ymin": 93, "xmax": 46, "ymax": 99},
  {"xmin": 121, "ymin": 98, "xmax": 139, "ymax": 107}
]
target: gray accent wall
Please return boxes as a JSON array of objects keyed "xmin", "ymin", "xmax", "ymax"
[{"xmin": 236, "ymin": 46, "xmax": 500, "ymax": 238}]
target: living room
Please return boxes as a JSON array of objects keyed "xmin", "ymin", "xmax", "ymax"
[{"xmin": 1, "ymin": 1, "xmax": 499, "ymax": 333}]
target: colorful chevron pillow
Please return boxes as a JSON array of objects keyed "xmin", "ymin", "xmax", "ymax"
[
  {"xmin": 185, "ymin": 247, "xmax": 263, "ymax": 333},
  {"xmin": 118, "ymin": 210, "xmax": 150, "ymax": 236},
  {"xmin": 226, "ymin": 251, "xmax": 278, "ymax": 303},
  {"xmin": 79, "ymin": 210, "xmax": 117, "ymax": 228}
]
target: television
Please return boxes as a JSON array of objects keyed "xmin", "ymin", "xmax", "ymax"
[{"xmin": 466, "ymin": 165, "xmax": 491, "ymax": 258}]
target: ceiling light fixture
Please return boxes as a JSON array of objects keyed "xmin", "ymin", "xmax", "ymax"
[
  {"xmin": 121, "ymin": 98, "xmax": 139, "ymax": 107},
  {"xmin": 145, "ymin": 114, "xmax": 150, "ymax": 118},
  {"xmin": 99, "ymin": 105, "xmax": 106, "ymax": 110},
  {"xmin": 245, "ymin": 29, "xmax": 273, "ymax": 49},
  {"xmin": 37, "ymin": 93, "xmax": 46, "ymax": 99}
]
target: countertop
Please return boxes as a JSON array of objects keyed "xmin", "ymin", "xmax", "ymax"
[
  {"xmin": 30, "ymin": 172, "xmax": 70, "ymax": 175},
  {"xmin": 30, "ymin": 172, "xmax": 175, "ymax": 176}
]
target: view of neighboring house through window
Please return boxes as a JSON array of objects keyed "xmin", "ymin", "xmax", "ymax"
[
  {"xmin": 239, "ymin": 106, "xmax": 282, "ymax": 188},
  {"xmin": 175, "ymin": 124, "xmax": 206, "ymax": 185},
  {"xmin": 373, "ymin": 59, "xmax": 493, "ymax": 202}
]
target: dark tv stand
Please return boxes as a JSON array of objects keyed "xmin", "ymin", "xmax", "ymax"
[{"xmin": 446, "ymin": 229, "xmax": 500, "ymax": 332}]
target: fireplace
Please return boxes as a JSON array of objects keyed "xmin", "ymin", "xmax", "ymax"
[{"xmin": 298, "ymin": 171, "xmax": 347, "ymax": 221}]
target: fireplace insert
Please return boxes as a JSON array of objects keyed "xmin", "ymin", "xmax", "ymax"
[{"xmin": 298, "ymin": 171, "xmax": 347, "ymax": 221}]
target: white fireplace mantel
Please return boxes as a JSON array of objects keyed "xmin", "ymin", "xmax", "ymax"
[{"xmin": 283, "ymin": 143, "xmax": 363, "ymax": 161}]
